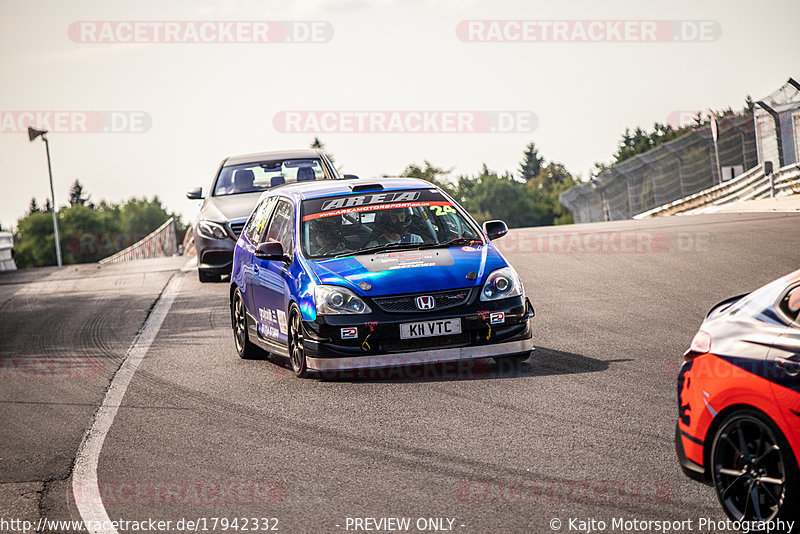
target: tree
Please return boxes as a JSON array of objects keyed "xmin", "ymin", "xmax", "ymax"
[
  {"xmin": 13, "ymin": 195, "xmax": 184, "ymax": 268},
  {"xmin": 27, "ymin": 197, "xmax": 39, "ymax": 215},
  {"xmin": 401, "ymin": 161, "xmax": 455, "ymax": 195},
  {"xmin": 518, "ymin": 142, "xmax": 544, "ymax": 182},
  {"xmin": 68, "ymin": 179, "xmax": 91, "ymax": 207},
  {"xmin": 119, "ymin": 196, "xmax": 175, "ymax": 235},
  {"xmin": 14, "ymin": 211, "xmax": 59, "ymax": 268},
  {"xmin": 599, "ymin": 122, "xmax": 690, "ymax": 168},
  {"xmin": 44, "ymin": 198, "xmax": 52, "ymax": 213}
]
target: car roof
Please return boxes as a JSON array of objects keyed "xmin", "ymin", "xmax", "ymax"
[
  {"xmin": 261, "ymin": 177, "xmax": 438, "ymax": 204},
  {"xmin": 224, "ymin": 149, "xmax": 324, "ymax": 166}
]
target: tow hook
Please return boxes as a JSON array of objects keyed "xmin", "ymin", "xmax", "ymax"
[{"xmin": 524, "ymin": 298, "xmax": 535, "ymax": 319}]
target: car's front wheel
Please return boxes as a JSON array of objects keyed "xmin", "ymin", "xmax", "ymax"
[
  {"xmin": 232, "ymin": 288, "xmax": 262, "ymax": 359},
  {"xmin": 710, "ymin": 409, "xmax": 799, "ymax": 522},
  {"xmin": 288, "ymin": 305, "xmax": 311, "ymax": 378}
]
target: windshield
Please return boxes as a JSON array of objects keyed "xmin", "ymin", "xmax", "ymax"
[
  {"xmin": 300, "ymin": 188, "xmax": 483, "ymax": 259},
  {"xmin": 213, "ymin": 158, "xmax": 325, "ymax": 196}
]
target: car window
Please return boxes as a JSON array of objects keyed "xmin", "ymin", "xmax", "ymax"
[
  {"xmin": 213, "ymin": 159, "xmax": 325, "ymax": 196},
  {"xmin": 244, "ymin": 196, "xmax": 277, "ymax": 244},
  {"xmin": 264, "ymin": 200, "xmax": 294, "ymax": 256},
  {"xmin": 779, "ymin": 285, "xmax": 800, "ymax": 323}
]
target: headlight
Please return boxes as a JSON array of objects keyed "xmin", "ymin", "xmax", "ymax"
[
  {"xmin": 480, "ymin": 267, "xmax": 523, "ymax": 301},
  {"xmin": 198, "ymin": 220, "xmax": 228, "ymax": 240},
  {"xmin": 314, "ymin": 285, "xmax": 372, "ymax": 315}
]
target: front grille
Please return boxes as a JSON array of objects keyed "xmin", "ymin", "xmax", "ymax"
[
  {"xmin": 382, "ymin": 333, "xmax": 470, "ymax": 353},
  {"xmin": 373, "ymin": 288, "xmax": 472, "ymax": 313},
  {"xmin": 229, "ymin": 222, "xmax": 246, "ymax": 237}
]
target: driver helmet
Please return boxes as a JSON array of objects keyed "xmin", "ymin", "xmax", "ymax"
[{"xmin": 375, "ymin": 207, "xmax": 414, "ymax": 230}]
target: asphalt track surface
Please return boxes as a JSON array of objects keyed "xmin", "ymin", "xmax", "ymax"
[{"xmin": 1, "ymin": 212, "xmax": 799, "ymax": 534}]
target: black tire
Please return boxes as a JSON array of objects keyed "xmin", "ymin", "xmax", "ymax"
[
  {"xmin": 288, "ymin": 305, "xmax": 312, "ymax": 378},
  {"xmin": 199, "ymin": 269, "xmax": 221, "ymax": 283},
  {"xmin": 231, "ymin": 288, "xmax": 263, "ymax": 359},
  {"xmin": 493, "ymin": 351, "xmax": 531, "ymax": 365},
  {"xmin": 710, "ymin": 408, "xmax": 799, "ymax": 522}
]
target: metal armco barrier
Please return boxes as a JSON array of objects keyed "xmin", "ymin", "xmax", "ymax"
[
  {"xmin": 99, "ymin": 218, "xmax": 178, "ymax": 264},
  {"xmin": 0, "ymin": 231, "xmax": 17, "ymax": 271},
  {"xmin": 182, "ymin": 225, "xmax": 196, "ymax": 257},
  {"xmin": 633, "ymin": 163, "xmax": 800, "ymax": 218}
]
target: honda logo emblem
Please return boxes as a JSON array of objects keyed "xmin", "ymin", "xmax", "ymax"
[{"xmin": 415, "ymin": 296, "xmax": 435, "ymax": 310}]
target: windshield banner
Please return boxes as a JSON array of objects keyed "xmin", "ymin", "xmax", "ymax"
[{"xmin": 302, "ymin": 189, "xmax": 453, "ymax": 221}]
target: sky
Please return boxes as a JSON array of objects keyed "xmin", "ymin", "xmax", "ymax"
[{"xmin": 1, "ymin": 0, "xmax": 798, "ymax": 229}]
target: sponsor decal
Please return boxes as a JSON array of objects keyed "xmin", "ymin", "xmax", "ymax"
[
  {"xmin": 490, "ymin": 312, "xmax": 505, "ymax": 325},
  {"xmin": 258, "ymin": 308, "xmax": 282, "ymax": 338},
  {"xmin": 356, "ymin": 250, "xmax": 454, "ymax": 272},
  {"xmin": 276, "ymin": 310, "xmax": 287, "ymax": 335},
  {"xmin": 321, "ymin": 192, "xmax": 420, "ymax": 211},
  {"xmin": 258, "ymin": 323, "xmax": 279, "ymax": 339},
  {"xmin": 304, "ymin": 200, "xmax": 451, "ymax": 221},
  {"xmin": 341, "ymin": 327, "xmax": 358, "ymax": 339},
  {"xmin": 258, "ymin": 308, "xmax": 276, "ymax": 324}
]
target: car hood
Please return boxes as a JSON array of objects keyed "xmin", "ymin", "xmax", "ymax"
[
  {"xmin": 200, "ymin": 192, "xmax": 263, "ymax": 222},
  {"xmin": 305, "ymin": 245, "xmax": 509, "ymax": 297}
]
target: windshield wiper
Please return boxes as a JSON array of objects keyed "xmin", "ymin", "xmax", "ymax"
[
  {"xmin": 334, "ymin": 242, "xmax": 424, "ymax": 258},
  {"xmin": 425, "ymin": 237, "xmax": 483, "ymax": 249}
]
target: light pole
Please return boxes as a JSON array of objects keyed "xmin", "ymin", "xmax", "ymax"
[
  {"xmin": 28, "ymin": 127, "xmax": 62, "ymax": 267},
  {"xmin": 710, "ymin": 114, "xmax": 723, "ymax": 185}
]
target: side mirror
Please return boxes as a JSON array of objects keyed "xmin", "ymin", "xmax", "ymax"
[
  {"xmin": 186, "ymin": 187, "xmax": 203, "ymax": 200},
  {"xmin": 483, "ymin": 220, "xmax": 508, "ymax": 241},
  {"xmin": 342, "ymin": 174, "xmax": 360, "ymax": 180},
  {"xmin": 255, "ymin": 241, "xmax": 289, "ymax": 262}
]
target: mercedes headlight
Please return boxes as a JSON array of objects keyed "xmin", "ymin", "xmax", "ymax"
[
  {"xmin": 315, "ymin": 285, "xmax": 372, "ymax": 315},
  {"xmin": 480, "ymin": 267, "xmax": 523, "ymax": 301},
  {"xmin": 198, "ymin": 220, "xmax": 228, "ymax": 240}
]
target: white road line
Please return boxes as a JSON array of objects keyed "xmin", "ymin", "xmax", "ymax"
[{"xmin": 72, "ymin": 266, "xmax": 186, "ymax": 534}]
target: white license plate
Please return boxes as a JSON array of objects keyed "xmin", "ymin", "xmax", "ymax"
[{"xmin": 400, "ymin": 318, "xmax": 462, "ymax": 339}]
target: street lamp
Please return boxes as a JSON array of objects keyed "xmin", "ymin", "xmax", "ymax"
[
  {"xmin": 709, "ymin": 113, "xmax": 723, "ymax": 186},
  {"xmin": 28, "ymin": 127, "xmax": 63, "ymax": 267}
]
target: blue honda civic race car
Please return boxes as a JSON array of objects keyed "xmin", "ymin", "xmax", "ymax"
[{"xmin": 229, "ymin": 177, "xmax": 535, "ymax": 378}]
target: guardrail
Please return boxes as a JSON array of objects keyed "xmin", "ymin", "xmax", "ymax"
[
  {"xmin": 182, "ymin": 225, "xmax": 196, "ymax": 258},
  {"xmin": 0, "ymin": 231, "xmax": 16, "ymax": 271},
  {"xmin": 633, "ymin": 163, "xmax": 800, "ymax": 218},
  {"xmin": 99, "ymin": 218, "xmax": 178, "ymax": 264}
]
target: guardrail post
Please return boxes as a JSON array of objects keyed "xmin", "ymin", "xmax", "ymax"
[{"xmin": 764, "ymin": 161, "xmax": 774, "ymax": 198}]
